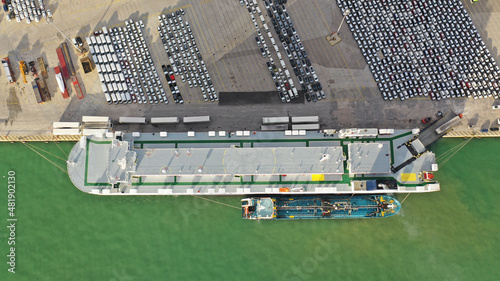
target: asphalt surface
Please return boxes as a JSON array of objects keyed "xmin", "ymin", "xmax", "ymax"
[{"xmin": 0, "ymin": 0, "xmax": 499, "ymax": 136}]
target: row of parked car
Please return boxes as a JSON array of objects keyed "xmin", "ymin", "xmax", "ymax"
[
  {"xmin": 267, "ymin": 0, "xmax": 325, "ymax": 102},
  {"xmin": 158, "ymin": 10, "xmax": 218, "ymax": 102},
  {"xmin": 338, "ymin": 0, "xmax": 500, "ymax": 101},
  {"xmin": 5, "ymin": 0, "xmax": 48, "ymax": 24},
  {"xmin": 243, "ymin": 0, "xmax": 299, "ymax": 102},
  {"xmin": 90, "ymin": 20, "xmax": 168, "ymax": 104}
]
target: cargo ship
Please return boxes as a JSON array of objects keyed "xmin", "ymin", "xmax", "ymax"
[
  {"xmin": 67, "ymin": 129, "xmax": 441, "ymax": 195},
  {"xmin": 241, "ymin": 195, "xmax": 401, "ymax": 220}
]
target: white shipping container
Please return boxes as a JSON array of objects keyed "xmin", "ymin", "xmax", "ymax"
[
  {"xmin": 53, "ymin": 128, "xmax": 81, "ymax": 135},
  {"xmin": 119, "ymin": 117, "xmax": 146, "ymax": 124},
  {"xmin": 291, "ymin": 124, "xmax": 320, "ymax": 130},
  {"xmin": 81, "ymin": 116, "xmax": 110, "ymax": 123},
  {"xmin": 52, "ymin": 122, "xmax": 81, "ymax": 129},
  {"xmin": 150, "ymin": 117, "xmax": 180, "ymax": 124},
  {"xmin": 262, "ymin": 117, "xmax": 289, "ymax": 124},
  {"xmin": 291, "ymin": 116, "xmax": 319, "ymax": 123},
  {"xmin": 183, "ymin": 116, "xmax": 211, "ymax": 123}
]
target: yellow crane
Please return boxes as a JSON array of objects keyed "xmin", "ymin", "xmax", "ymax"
[{"xmin": 19, "ymin": 61, "xmax": 28, "ymax": 83}]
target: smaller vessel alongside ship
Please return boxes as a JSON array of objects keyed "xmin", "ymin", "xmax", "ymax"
[{"xmin": 241, "ymin": 195, "xmax": 401, "ymax": 220}]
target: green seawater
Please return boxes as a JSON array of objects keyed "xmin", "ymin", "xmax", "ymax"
[{"xmin": 0, "ymin": 139, "xmax": 499, "ymax": 280}]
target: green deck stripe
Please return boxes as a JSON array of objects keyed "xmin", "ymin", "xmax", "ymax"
[
  {"xmin": 129, "ymin": 178, "xmax": 426, "ymax": 187},
  {"xmin": 84, "ymin": 138, "xmax": 89, "ymax": 185}
]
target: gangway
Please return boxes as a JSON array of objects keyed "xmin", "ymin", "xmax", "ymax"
[{"xmin": 417, "ymin": 111, "xmax": 463, "ymax": 147}]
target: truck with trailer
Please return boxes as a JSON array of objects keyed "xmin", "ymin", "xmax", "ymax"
[
  {"xmin": 56, "ymin": 47, "xmax": 70, "ymax": 79},
  {"xmin": 32, "ymin": 79, "xmax": 44, "ymax": 104},
  {"xmin": 291, "ymin": 116, "xmax": 319, "ymax": 123},
  {"xmin": 62, "ymin": 42, "xmax": 76, "ymax": 76},
  {"xmin": 119, "ymin": 117, "xmax": 147, "ymax": 124},
  {"xmin": 150, "ymin": 117, "xmax": 180, "ymax": 124},
  {"xmin": 183, "ymin": 116, "xmax": 211, "ymax": 123},
  {"xmin": 37, "ymin": 57, "xmax": 48, "ymax": 79},
  {"xmin": 72, "ymin": 76, "xmax": 84, "ymax": 99},
  {"xmin": 2, "ymin": 57, "xmax": 15, "ymax": 83},
  {"xmin": 262, "ymin": 117, "xmax": 290, "ymax": 124},
  {"xmin": 291, "ymin": 124, "xmax": 320, "ymax": 130}
]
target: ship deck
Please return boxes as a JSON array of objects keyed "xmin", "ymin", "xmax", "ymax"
[{"xmin": 67, "ymin": 130, "xmax": 440, "ymax": 195}]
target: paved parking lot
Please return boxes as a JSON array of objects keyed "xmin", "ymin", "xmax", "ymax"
[{"xmin": 0, "ymin": 0, "xmax": 499, "ymax": 136}]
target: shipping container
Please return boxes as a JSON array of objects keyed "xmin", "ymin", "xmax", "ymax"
[
  {"xmin": 183, "ymin": 116, "xmax": 211, "ymax": 123},
  {"xmin": 150, "ymin": 117, "xmax": 180, "ymax": 124},
  {"xmin": 261, "ymin": 124, "xmax": 289, "ymax": 131},
  {"xmin": 81, "ymin": 116, "xmax": 110, "ymax": 123},
  {"xmin": 62, "ymin": 42, "xmax": 76, "ymax": 76},
  {"xmin": 32, "ymin": 80, "xmax": 44, "ymax": 104},
  {"xmin": 2, "ymin": 57, "xmax": 15, "ymax": 83},
  {"xmin": 53, "ymin": 128, "xmax": 82, "ymax": 135},
  {"xmin": 82, "ymin": 128, "xmax": 109, "ymax": 136},
  {"xmin": 262, "ymin": 117, "xmax": 290, "ymax": 124},
  {"xmin": 291, "ymin": 116, "xmax": 319, "ymax": 123},
  {"xmin": 291, "ymin": 124, "xmax": 320, "ymax": 130},
  {"xmin": 119, "ymin": 117, "xmax": 146, "ymax": 124},
  {"xmin": 53, "ymin": 122, "xmax": 81, "ymax": 129},
  {"xmin": 56, "ymin": 47, "xmax": 70, "ymax": 79}
]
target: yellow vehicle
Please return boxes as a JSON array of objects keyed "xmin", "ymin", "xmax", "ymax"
[{"xmin": 19, "ymin": 61, "xmax": 28, "ymax": 84}]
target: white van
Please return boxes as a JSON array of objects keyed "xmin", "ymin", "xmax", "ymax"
[{"xmin": 280, "ymin": 60, "xmax": 286, "ymax": 69}]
